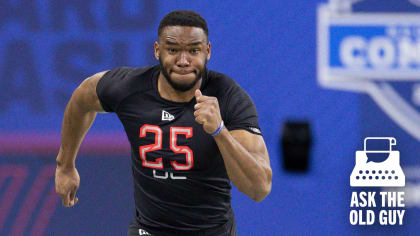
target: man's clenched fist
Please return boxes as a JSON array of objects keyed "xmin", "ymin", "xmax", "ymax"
[
  {"xmin": 55, "ymin": 165, "xmax": 80, "ymax": 207},
  {"xmin": 194, "ymin": 89, "xmax": 223, "ymax": 135}
]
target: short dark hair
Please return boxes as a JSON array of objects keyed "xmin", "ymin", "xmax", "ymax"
[{"xmin": 158, "ymin": 10, "xmax": 209, "ymax": 39}]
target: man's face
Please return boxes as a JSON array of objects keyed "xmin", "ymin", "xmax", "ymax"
[{"xmin": 154, "ymin": 26, "xmax": 211, "ymax": 92}]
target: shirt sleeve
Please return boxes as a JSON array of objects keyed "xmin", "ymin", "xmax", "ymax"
[
  {"xmin": 224, "ymin": 85, "xmax": 262, "ymax": 136},
  {"xmin": 96, "ymin": 67, "xmax": 131, "ymax": 112}
]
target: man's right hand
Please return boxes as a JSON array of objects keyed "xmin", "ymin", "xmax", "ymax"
[{"xmin": 55, "ymin": 165, "xmax": 80, "ymax": 207}]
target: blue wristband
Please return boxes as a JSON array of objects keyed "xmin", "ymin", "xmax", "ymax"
[{"xmin": 211, "ymin": 121, "xmax": 224, "ymax": 137}]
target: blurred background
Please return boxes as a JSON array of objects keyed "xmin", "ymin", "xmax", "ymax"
[{"xmin": 1, "ymin": 0, "xmax": 420, "ymax": 235}]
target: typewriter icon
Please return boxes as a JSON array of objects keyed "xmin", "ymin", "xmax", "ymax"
[{"xmin": 350, "ymin": 137, "xmax": 405, "ymax": 187}]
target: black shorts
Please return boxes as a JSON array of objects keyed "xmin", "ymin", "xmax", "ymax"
[{"xmin": 127, "ymin": 218, "xmax": 237, "ymax": 236}]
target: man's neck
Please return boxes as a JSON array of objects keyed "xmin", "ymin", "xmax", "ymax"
[{"xmin": 157, "ymin": 73, "xmax": 202, "ymax": 102}]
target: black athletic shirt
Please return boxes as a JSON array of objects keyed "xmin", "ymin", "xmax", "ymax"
[{"xmin": 96, "ymin": 65, "xmax": 261, "ymax": 235}]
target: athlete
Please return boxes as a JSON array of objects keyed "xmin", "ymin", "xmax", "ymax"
[{"xmin": 55, "ymin": 10, "xmax": 272, "ymax": 236}]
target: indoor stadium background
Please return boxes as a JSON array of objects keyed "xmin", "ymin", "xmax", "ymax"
[{"xmin": 1, "ymin": 0, "xmax": 420, "ymax": 235}]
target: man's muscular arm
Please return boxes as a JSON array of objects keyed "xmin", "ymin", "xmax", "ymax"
[
  {"xmin": 55, "ymin": 71, "xmax": 108, "ymax": 207},
  {"xmin": 213, "ymin": 129, "xmax": 271, "ymax": 202},
  {"xmin": 194, "ymin": 90, "xmax": 272, "ymax": 202}
]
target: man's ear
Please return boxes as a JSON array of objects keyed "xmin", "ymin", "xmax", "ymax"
[
  {"xmin": 206, "ymin": 42, "xmax": 211, "ymax": 60},
  {"xmin": 154, "ymin": 41, "xmax": 160, "ymax": 60}
]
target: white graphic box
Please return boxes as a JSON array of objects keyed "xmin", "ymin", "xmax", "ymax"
[{"xmin": 350, "ymin": 137, "xmax": 405, "ymax": 187}]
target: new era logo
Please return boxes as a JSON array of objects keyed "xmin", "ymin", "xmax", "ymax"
[
  {"xmin": 162, "ymin": 110, "xmax": 174, "ymax": 121},
  {"xmin": 139, "ymin": 229, "xmax": 151, "ymax": 235}
]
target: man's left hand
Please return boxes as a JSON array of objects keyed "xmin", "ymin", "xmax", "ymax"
[{"xmin": 194, "ymin": 89, "xmax": 223, "ymax": 134}]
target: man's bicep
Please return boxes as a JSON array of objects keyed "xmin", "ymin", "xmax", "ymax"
[
  {"xmin": 75, "ymin": 71, "xmax": 109, "ymax": 113},
  {"xmin": 229, "ymin": 129, "xmax": 270, "ymax": 165}
]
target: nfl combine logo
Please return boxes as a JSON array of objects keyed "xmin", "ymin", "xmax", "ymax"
[{"xmin": 317, "ymin": 0, "xmax": 420, "ymax": 141}]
